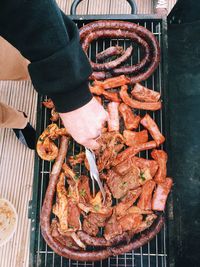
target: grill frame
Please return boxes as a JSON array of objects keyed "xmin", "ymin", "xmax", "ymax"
[{"xmin": 29, "ymin": 15, "xmax": 174, "ymax": 267}]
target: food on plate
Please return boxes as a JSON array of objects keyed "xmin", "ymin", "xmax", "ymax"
[
  {"xmin": 119, "ymin": 103, "xmax": 141, "ymax": 130},
  {"xmin": 140, "ymin": 114, "xmax": 165, "ymax": 146}
]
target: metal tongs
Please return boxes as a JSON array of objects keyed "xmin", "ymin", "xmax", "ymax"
[{"xmin": 85, "ymin": 148, "xmax": 106, "ymax": 203}]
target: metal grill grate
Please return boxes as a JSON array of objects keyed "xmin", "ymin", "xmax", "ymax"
[{"xmin": 30, "ymin": 17, "xmax": 168, "ymax": 267}]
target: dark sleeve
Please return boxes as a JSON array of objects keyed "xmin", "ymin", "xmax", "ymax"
[{"xmin": 0, "ymin": 0, "xmax": 92, "ymax": 112}]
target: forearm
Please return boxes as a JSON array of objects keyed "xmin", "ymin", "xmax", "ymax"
[{"xmin": 0, "ymin": 0, "xmax": 92, "ymax": 112}]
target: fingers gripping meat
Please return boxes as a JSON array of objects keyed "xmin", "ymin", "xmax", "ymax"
[
  {"xmin": 151, "ymin": 149, "xmax": 168, "ymax": 183},
  {"xmin": 131, "ymin": 83, "xmax": 161, "ymax": 102},
  {"xmin": 120, "ymin": 85, "xmax": 162, "ymax": 111},
  {"xmin": 119, "ymin": 103, "xmax": 141, "ymax": 130},
  {"xmin": 140, "ymin": 114, "xmax": 165, "ymax": 146}
]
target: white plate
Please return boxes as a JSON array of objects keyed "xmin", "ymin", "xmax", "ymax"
[{"xmin": 0, "ymin": 198, "xmax": 18, "ymax": 247}]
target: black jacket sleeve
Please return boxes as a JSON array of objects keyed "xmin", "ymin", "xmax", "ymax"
[{"xmin": 0, "ymin": 0, "xmax": 92, "ymax": 112}]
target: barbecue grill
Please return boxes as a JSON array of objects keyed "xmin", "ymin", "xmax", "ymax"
[{"xmin": 28, "ymin": 1, "xmax": 174, "ymax": 266}]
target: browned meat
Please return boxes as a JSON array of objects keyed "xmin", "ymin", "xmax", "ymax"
[
  {"xmin": 123, "ymin": 129, "xmax": 148, "ymax": 146},
  {"xmin": 78, "ymin": 175, "xmax": 92, "ymax": 204},
  {"xmin": 97, "ymin": 132, "xmax": 124, "ymax": 171},
  {"xmin": 152, "ymin": 177, "xmax": 173, "ymax": 211},
  {"xmin": 140, "ymin": 114, "xmax": 165, "ymax": 146},
  {"xmin": 132, "ymin": 157, "xmax": 158, "ymax": 178},
  {"xmin": 112, "ymin": 141, "xmax": 157, "ymax": 166},
  {"xmin": 62, "ymin": 163, "xmax": 76, "ymax": 181},
  {"xmin": 107, "ymin": 102, "xmax": 120, "ymax": 132},
  {"xmin": 104, "ymin": 212, "xmax": 123, "ymax": 240},
  {"xmin": 96, "ymin": 46, "xmax": 124, "ymax": 61},
  {"xmin": 67, "ymin": 199, "xmax": 81, "ymax": 231},
  {"xmin": 68, "ymin": 152, "xmax": 85, "ymax": 166},
  {"xmin": 131, "ymin": 83, "xmax": 161, "ymax": 102},
  {"xmin": 115, "ymin": 188, "xmax": 142, "ymax": 218},
  {"xmin": 52, "ymin": 172, "xmax": 69, "ymax": 233},
  {"xmin": 134, "ymin": 214, "xmax": 157, "ymax": 234},
  {"xmin": 51, "ymin": 219, "xmax": 80, "ymax": 250},
  {"xmin": 83, "ymin": 212, "xmax": 112, "ymax": 237},
  {"xmin": 42, "ymin": 98, "xmax": 54, "ymax": 109},
  {"xmin": 106, "ymin": 166, "xmax": 140, "ymax": 199},
  {"xmin": 94, "ymin": 75, "xmax": 130, "ymax": 89},
  {"xmin": 151, "ymin": 149, "xmax": 168, "ymax": 183},
  {"xmin": 120, "ymin": 85, "xmax": 162, "ymax": 111},
  {"xmin": 119, "ymin": 213, "xmax": 143, "ymax": 232},
  {"xmin": 119, "ymin": 103, "xmax": 141, "ymax": 130},
  {"xmin": 137, "ymin": 180, "xmax": 156, "ymax": 210}
]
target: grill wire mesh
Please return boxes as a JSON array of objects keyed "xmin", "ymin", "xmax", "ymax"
[{"xmin": 31, "ymin": 18, "xmax": 168, "ymax": 267}]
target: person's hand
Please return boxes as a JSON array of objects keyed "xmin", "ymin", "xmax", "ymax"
[{"xmin": 59, "ymin": 97, "xmax": 108, "ymax": 150}]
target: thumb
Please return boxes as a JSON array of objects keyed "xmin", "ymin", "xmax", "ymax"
[{"xmin": 84, "ymin": 139, "xmax": 100, "ymax": 150}]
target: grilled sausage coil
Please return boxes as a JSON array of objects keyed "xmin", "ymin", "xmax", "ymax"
[{"xmin": 79, "ymin": 20, "xmax": 160, "ymax": 83}]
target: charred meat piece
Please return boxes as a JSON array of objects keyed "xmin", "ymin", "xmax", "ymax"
[
  {"xmin": 120, "ymin": 85, "xmax": 162, "ymax": 111},
  {"xmin": 68, "ymin": 152, "xmax": 85, "ymax": 166},
  {"xmin": 119, "ymin": 213, "xmax": 143, "ymax": 232},
  {"xmin": 119, "ymin": 103, "xmax": 141, "ymax": 130},
  {"xmin": 115, "ymin": 188, "xmax": 142, "ymax": 218},
  {"xmin": 52, "ymin": 172, "xmax": 69, "ymax": 233},
  {"xmin": 151, "ymin": 149, "xmax": 168, "ymax": 183},
  {"xmin": 106, "ymin": 166, "xmax": 140, "ymax": 199},
  {"xmin": 90, "ymin": 85, "xmax": 121, "ymax": 102},
  {"xmin": 83, "ymin": 212, "xmax": 112, "ymax": 237},
  {"xmin": 67, "ymin": 198, "xmax": 81, "ymax": 230},
  {"xmin": 131, "ymin": 83, "xmax": 161, "ymax": 102},
  {"xmin": 94, "ymin": 75, "xmax": 130, "ymax": 89},
  {"xmin": 104, "ymin": 212, "xmax": 123, "ymax": 240},
  {"xmin": 107, "ymin": 102, "xmax": 120, "ymax": 132},
  {"xmin": 152, "ymin": 177, "xmax": 173, "ymax": 211},
  {"xmin": 50, "ymin": 108, "xmax": 59, "ymax": 122},
  {"xmin": 78, "ymin": 175, "xmax": 92, "ymax": 204},
  {"xmin": 134, "ymin": 214, "xmax": 157, "ymax": 234},
  {"xmin": 112, "ymin": 141, "xmax": 157, "ymax": 166},
  {"xmin": 51, "ymin": 219, "xmax": 81, "ymax": 250},
  {"xmin": 140, "ymin": 114, "xmax": 165, "ymax": 146},
  {"xmin": 123, "ymin": 129, "xmax": 148, "ymax": 147},
  {"xmin": 137, "ymin": 180, "xmax": 156, "ymax": 210},
  {"xmin": 96, "ymin": 46, "xmax": 124, "ymax": 61},
  {"xmin": 97, "ymin": 132, "xmax": 124, "ymax": 171},
  {"xmin": 42, "ymin": 98, "xmax": 54, "ymax": 109},
  {"xmin": 132, "ymin": 157, "xmax": 158, "ymax": 178}
]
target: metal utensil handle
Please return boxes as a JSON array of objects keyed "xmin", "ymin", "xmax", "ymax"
[{"xmin": 70, "ymin": 0, "xmax": 138, "ymax": 15}]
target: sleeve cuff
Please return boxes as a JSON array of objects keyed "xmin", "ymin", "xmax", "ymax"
[{"xmin": 50, "ymin": 81, "xmax": 93, "ymax": 113}]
